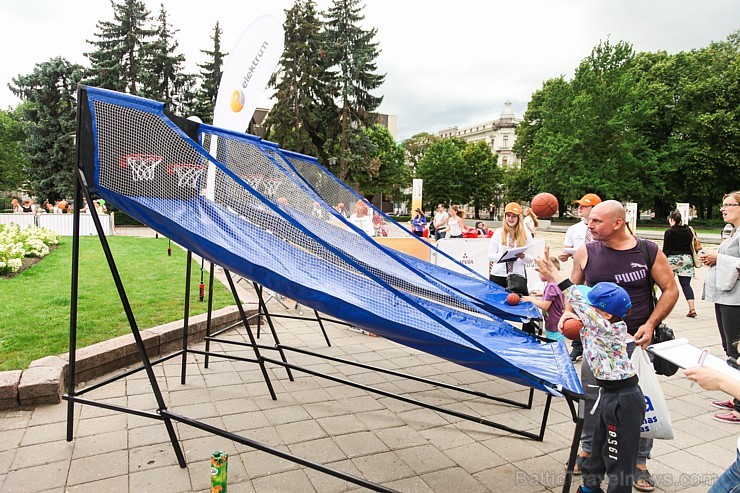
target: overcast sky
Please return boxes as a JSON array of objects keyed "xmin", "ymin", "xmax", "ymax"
[{"xmin": 1, "ymin": 1, "xmax": 738, "ymax": 140}]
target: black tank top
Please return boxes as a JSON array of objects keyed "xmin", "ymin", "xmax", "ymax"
[{"xmin": 584, "ymin": 239, "xmax": 658, "ymax": 335}]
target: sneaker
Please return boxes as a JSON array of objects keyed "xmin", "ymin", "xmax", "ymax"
[
  {"xmin": 570, "ymin": 347, "xmax": 583, "ymax": 362},
  {"xmin": 576, "ymin": 487, "xmax": 603, "ymax": 493},
  {"xmin": 712, "ymin": 399, "xmax": 736, "ymax": 410},
  {"xmin": 713, "ymin": 411, "xmax": 740, "ymax": 424}
]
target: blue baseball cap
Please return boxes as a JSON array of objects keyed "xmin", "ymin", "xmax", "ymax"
[{"xmin": 576, "ymin": 282, "xmax": 632, "ymax": 318}]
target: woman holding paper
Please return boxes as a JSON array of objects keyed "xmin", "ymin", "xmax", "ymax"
[
  {"xmin": 684, "ymin": 364, "xmax": 740, "ymax": 492},
  {"xmin": 487, "ymin": 202, "xmax": 534, "ymax": 290},
  {"xmin": 700, "ymin": 191, "xmax": 740, "ymax": 424}
]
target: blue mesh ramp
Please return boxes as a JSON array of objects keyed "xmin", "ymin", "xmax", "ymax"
[
  {"xmin": 272, "ymin": 147, "xmax": 541, "ymax": 322},
  {"xmin": 80, "ymin": 87, "xmax": 582, "ymax": 397}
]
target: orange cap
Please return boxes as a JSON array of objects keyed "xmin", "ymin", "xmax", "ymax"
[
  {"xmin": 504, "ymin": 202, "xmax": 522, "ymax": 215},
  {"xmin": 574, "ymin": 193, "xmax": 601, "ymax": 206}
]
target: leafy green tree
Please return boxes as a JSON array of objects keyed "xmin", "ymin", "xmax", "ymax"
[
  {"xmin": 357, "ymin": 124, "xmax": 409, "ymax": 200},
  {"xmin": 191, "ymin": 21, "xmax": 227, "ymax": 123},
  {"xmin": 515, "ymin": 40, "xmax": 659, "ymax": 210},
  {"xmin": 141, "ymin": 4, "xmax": 193, "ymax": 114},
  {"xmin": 85, "ymin": 0, "xmax": 156, "ymax": 94},
  {"xmin": 10, "ymin": 58, "xmax": 84, "ymax": 200},
  {"xmin": 462, "ymin": 141, "xmax": 501, "ymax": 218},
  {"xmin": 324, "ymin": 0, "xmax": 385, "ymax": 182},
  {"xmin": 402, "ymin": 132, "xmax": 438, "ymax": 171},
  {"xmin": 514, "ymin": 76, "xmax": 578, "ymax": 206},
  {"xmin": 0, "ymin": 106, "xmax": 27, "ymax": 192},
  {"xmin": 415, "ymin": 137, "xmax": 467, "ymax": 210},
  {"xmin": 668, "ymin": 36, "xmax": 740, "ymax": 218},
  {"xmin": 266, "ymin": 0, "xmax": 335, "ymax": 161},
  {"xmin": 502, "ymin": 165, "xmax": 538, "ymax": 205}
]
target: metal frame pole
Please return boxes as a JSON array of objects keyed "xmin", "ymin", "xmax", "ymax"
[{"xmin": 180, "ymin": 250, "xmax": 192, "ymax": 384}]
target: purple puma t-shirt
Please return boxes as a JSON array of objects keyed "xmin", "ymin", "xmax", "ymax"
[{"xmin": 584, "ymin": 239, "xmax": 658, "ymax": 335}]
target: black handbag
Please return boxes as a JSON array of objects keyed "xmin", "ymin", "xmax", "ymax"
[
  {"xmin": 651, "ymin": 323, "xmax": 679, "ymax": 376},
  {"xmin": 506, "ymin": 273, "xmax": 529, "ymax": 296},
  {"xmin": 639, "ymin": 239, "xmax": 680, "ymax": 376}
]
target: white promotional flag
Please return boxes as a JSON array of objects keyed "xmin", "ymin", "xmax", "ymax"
[
  {"xmin": 206, "ymin": 14, "xmax": 284, "ymax": 198},
  {"xmin": 212, "ymin": 14, "xmax": 284, "ymax": 130},
  {"xmin": 676, "ymin": 202, "xmax": 690, "ymax": 225}
]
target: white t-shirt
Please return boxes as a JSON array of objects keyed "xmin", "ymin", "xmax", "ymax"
[
  {"xmin": 349, "ymin": 214, "xmax": 375, "ymax": 236},
  {"xmin": 487, "ymin": 229, "xmax": 535, "ymax": 277},
  {"xmin": 523, "ymin": 216, "xmax": 536, "ymax": 235},
  {"xmin": 434, "ymin": 211, "xmax": 449, "ymax": 231},
  {"xmin": 564, "ymin": 220, "xmax": 590, "ymax": 250}
]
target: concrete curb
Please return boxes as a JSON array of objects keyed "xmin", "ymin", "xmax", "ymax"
[{"xmin": 0, "ymin": 304, "xmax": 257, "ymax": 409}]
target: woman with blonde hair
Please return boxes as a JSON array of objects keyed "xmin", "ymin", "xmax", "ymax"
[
  {"xmin": 523, "ymin": 207, "xmax": 539, "ymax": 237},
  {"xmin": 349, "ymin": 199, "xmax": 375, "ymax": 237},
  {"xmin": 10, "ymin": 198, "xmax": 22, "ymax": 213},
  {"xmin": 487, "ymin": 202, "xmax": 535, "ymax": 291}
]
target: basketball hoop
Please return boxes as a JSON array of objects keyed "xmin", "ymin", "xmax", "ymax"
[
  {"xmin": 242, "ymin": 174, "xmax": 264, "ymax": 191},
  {"xmin": 167, "ymin": 163, "xmax": 205, "ymax": 189},
  {"xmin": 118, "ymin": 154, "xmax": 162, "ymax": 181},
  {"xmin": 262, "ymin": 178, "xmax": 282, "ymax": 197}
]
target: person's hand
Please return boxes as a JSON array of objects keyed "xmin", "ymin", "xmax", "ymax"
[
  {"xmin": 534, "ymin": 246, "xmax": 558, "ymax": 281},
  {"xmin": 700, "ymin": 251, "xmax": 717, "ymax": 266},
  {"xmin": 684, "ymin": 365, "xmax": 725, "ymax": 391},
  {"xmin": 558, "ymin": 253, "xmax": 571, "ymax": 263},
  {"xmin": 633, "ymin": 323, "xmax": 655, "ymax": 349},
  {"xmin": 558, "ymin": 311, "xmax": 579, "ymax": 330},
  {"xmin": 516, "ymin": 252, "xmax": 526, "ymax": 259}
]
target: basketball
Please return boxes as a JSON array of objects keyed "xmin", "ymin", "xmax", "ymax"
[
  {"xmin": 506, "ymin": 293, "xmax": 520, "ymax": 306},
  {"xmin": 531, "ymin": 193, "xmax": 559, "ymax": 219},
  {"xmin": 561, "ymin": 318, "xmax": 584, "ymax": 341}
]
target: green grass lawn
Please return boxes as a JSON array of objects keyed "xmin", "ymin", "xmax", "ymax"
[{"xmin": 0, "ymin": 236, "xmax": 235, "ymax": 371}]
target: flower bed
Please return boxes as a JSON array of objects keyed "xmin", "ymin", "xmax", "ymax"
[{"xmin": 0, "ymin": 224, "xmax": 61, "ymax": 275}]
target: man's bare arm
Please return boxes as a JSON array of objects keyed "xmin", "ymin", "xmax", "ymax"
[
  {"xmin": 570, "ymin": 245, "xmax": 587, "ymax": 285},
  {"xmin": 633, "ymin": 250, "xmax": 679, "ymax": 347}
]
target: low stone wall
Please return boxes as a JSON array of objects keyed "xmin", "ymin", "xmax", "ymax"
[{"xmin": 0, "ymin": 305, "xmax": 256, "ymax": 409}]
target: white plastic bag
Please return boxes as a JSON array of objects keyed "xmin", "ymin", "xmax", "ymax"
[{"xmin": 632, "ymin": 346, "xmax": 675, "ymax": 439}]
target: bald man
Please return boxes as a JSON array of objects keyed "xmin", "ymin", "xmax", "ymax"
[{"xmin": 565, "ymin": 200, "xmax": 678, "ymax": 491}]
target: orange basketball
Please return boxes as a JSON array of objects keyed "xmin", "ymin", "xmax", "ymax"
[
  {"xmin": 531, "ymin": 193, "xmax": 558, "ymax": 219},
  {"xmin": 506, "ymin": 292, "xmax": 521, "ymax": 306},
  {"xmin": 561, "ymin": 318, "xmax": 584, "ymax": 341}
]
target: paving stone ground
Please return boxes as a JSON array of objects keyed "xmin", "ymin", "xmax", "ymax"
[{"xmin": 0, "ymin": 228, "xmax": 734, "ymax": 492}]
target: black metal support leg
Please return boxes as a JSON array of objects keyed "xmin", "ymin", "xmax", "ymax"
[
  {"xmin": 73, "ymin": 169, "xmax": 186, "ymax": 467},
  {"xmin": 562, "ymin": 398, "xmax": 586, "ymax": 493},
  {"xmin": 224, "ymin": 270, "xmax": 277, "ymax": 400},
  {"xmin": 255, "ymin": 283, "xmax": 263, "ymax": 339},
  {"xmin": 204, "ymin": 262, "xmax": 215, "ymax": 368},
  {"xmin": 252, "ymin": 282, "xmax": 294, "ymax": 381},
  {"xmin": 180, "ymin": 250, "xmax": 192, "ymax": 385},
  {"xmin": 313, "ymin": 310, "xmax": 332, "ymax": 347},
  {"xmin": 66, "ymin": 164, "xmax": 82, "ymax": 442}
]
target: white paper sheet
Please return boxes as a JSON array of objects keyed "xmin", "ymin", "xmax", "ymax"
[
  {"xmin": 497, "ymin": 246, "xmax": 529, "ymax": 263},
  {"xmin": 648, "ymin": 338, "xmax": 740, "ymax": 381}
]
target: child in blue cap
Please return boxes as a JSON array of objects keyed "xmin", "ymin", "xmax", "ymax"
[{"xmin": 535, "ymin": 247, "xmax": 644, "ymax": 493}]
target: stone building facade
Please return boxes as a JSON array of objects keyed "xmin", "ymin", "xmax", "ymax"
[{"xmin": 437, "ymin": 100, "xmax": 521, "ymax": 167}]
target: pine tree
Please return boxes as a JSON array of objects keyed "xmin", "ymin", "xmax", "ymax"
[
  {"xmin": 324, "ymin": 0, "xmax": 385, "ymax": 182},
  {"xmin": 85, "ymin": 0, "xmax": 156, "ymax": 95},
  {"xmin": 191, "ymin": 21, "xmax": 227, "ymax": 123},
  {"xmin": 266, "ymin": 0, "xmax": 335, "ymax": 161},
  {"xmin": 9, "ymin": 57, "xmax": 85, "ymax": 200},
  {"xmin": 141, "ymin": 5, "xmax": 193, "ymax": 114}
]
